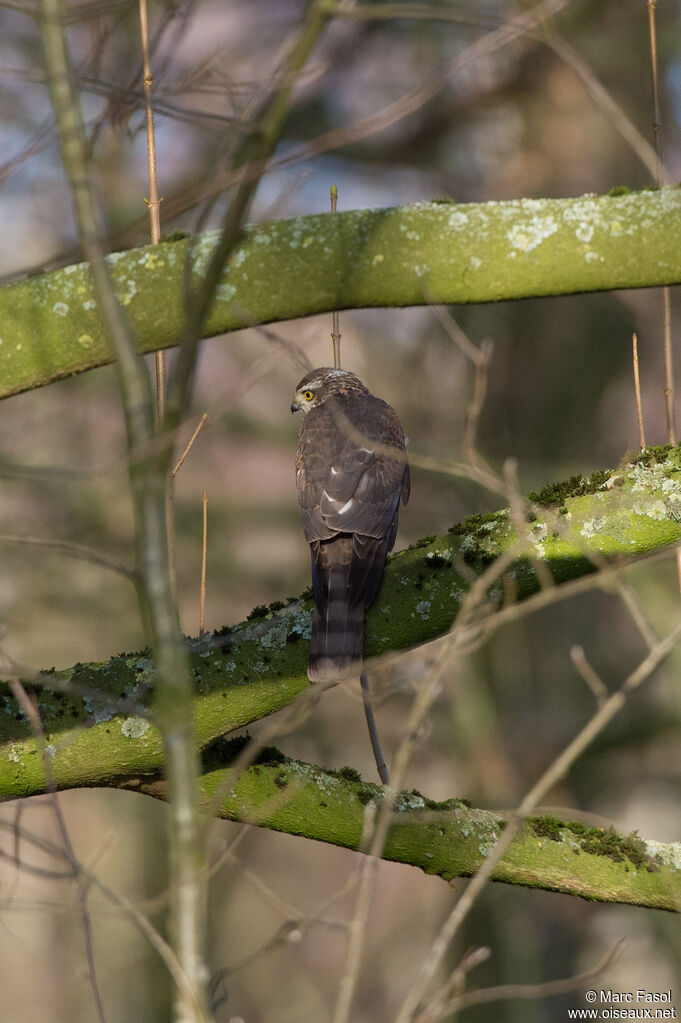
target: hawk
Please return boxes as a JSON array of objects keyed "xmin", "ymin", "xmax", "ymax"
[{"xmin": 291, "ymin": 367, "xmax": 410, "ymax": 681}]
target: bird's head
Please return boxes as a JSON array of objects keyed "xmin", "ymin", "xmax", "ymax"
[{"xmin": 290, "ymin": 367, "xmax": 367, "ymax": 414}]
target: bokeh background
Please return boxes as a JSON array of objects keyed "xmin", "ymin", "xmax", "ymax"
[{"xmin": 1, "ymin": 1, "xmax": 680, "ymax": 1020}]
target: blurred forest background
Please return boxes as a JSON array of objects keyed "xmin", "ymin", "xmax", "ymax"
[{"xmin": 1, "ymin": 0, "xmax": 681, "ymax": 1020}]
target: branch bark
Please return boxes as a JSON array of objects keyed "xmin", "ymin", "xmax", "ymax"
[
  {"xmin": 2, "ymin": 446, "xmax": 681, "ymax": 789},
  {"xmin": 2, "ymin": 450, "xmax": 681, "ymax": 910},
  {"xmin": 2, "ymin": 189, "xmax": 681, "ymax": 399}
]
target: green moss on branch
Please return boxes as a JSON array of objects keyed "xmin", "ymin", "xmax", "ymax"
[
  {"xmin": 122, "ymin": 752, "xmax": 680, "ymax": 912},
  {"xmin": 2, "ymin": 447, "xmax": 681, "ymax": 799},
  {"xmin": 2, "ymin": 189, "xmax": 681, "ymax": 398}
]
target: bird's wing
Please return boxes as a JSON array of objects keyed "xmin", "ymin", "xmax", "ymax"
[{"xmin": 297, "ymin": 393, "xmax": 407, "ymax": 544}]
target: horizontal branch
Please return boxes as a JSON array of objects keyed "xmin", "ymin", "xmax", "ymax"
[
  {"xmin": 2, "ymin": 446, "xmax": 681, "ymax": 801},
  {"xmin": 2, "ymin": 188, "xmax": 681, "ymax": 398},
  {"xmin": 118, "ymin": 748, "xmax": 681, "ymax": 912}
]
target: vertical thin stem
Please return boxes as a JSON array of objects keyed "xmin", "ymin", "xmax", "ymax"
[
  {"xmin": 662, "ymin": 287, "xmax": 676, "ymax": 444},
  {"xmin": 360, "ymin": 671, "xmax": 389, "ymax": 785},
  {"xmin": 139, "ymin": 0, "xmax": 165, "ymax": 412},
  {"xmin": 139, "ymin": 0, "xmax": 176, "ymax": 607},
  {"xmin": 646, "ymin": 0, "xmax": 676, "ymax": 444},
  {"xmin": 330, "ymin": 184, "xmax": 341, "ymax": 368},
  {"xmin": 200, "ymin": 490, "xmax": 207, "ymax": 637},
  {"xmin": 6, "ymin": 672, "xmax": 108, "ymax": 1023},
  {"xmin": 646, "ymin": 0, "xmax": 663, "ymax": 178},
  {"xmin": 39, "ymin": 3, "xmax": 210, "ymax": 1018},
  {"xmin": 632, "ymin": 332, "xmax": 647, "ymax": 450}
]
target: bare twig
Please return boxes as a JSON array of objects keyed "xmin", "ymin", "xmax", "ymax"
[
  {"xmin": 463, "ymin": 338, "xmax": 494, "ymax": 469},
  {"xmin": 570, "ymin": 644, "xmax": 608, "ymax": 706},
  {"xmin": 330, "ymin": 183, "xmax": 341, "ymax": 369},
  {"xmin": 38, "ymin": 2, "xmax": 211, "ymax": 1017},
  {"xmin": 542, "ymin": 27, "xmax": 663, "ymax": 182},
  {"xmin": 138, "ymin": 0, "xmax": 165, "ymax": 422},
  {"xmin": 646, "ymin": 0, "xmax": 663, "ymax": 177},
  {"xmin": 2, "ymin": 660, "xmax": 107, "ymax": 1023},
  {"xmin": 396, "ymin": 620, "xmax": 681, "ymax": 1021},
  {"xmin": 426, "ymin": 940, "xmax": 624, "ymax": 1022},
  {"xmin": 164, "ymin": 0, "xmax": 332, "ymax": 441},
  {"xmin": 632, "ymin": 332, "xmax": 647, "ymax": 449},
  {"xmin": 171, "ymin": 413, "xmax": 209, "ymax": 478},
  {"xmin": 199, "ymin": 490, "xmax": 207, "ymax": 638},
  {"xmin": 645, "ymin": 0, "xmax": 675, "ymax": 445},
  {"xmin": 0, "ymin": 817, "xmax": 209, "ymax": 1022},
  {"xmin": 360, "ymin": 670, "xmax": 390, "ymax": 785},
  {"xmin": 0, "ymin": 534, "xmax": 135, "ymax": 579}
]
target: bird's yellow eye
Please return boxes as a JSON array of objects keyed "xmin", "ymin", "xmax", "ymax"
[{"xmin": 303, "ymin": 390, "xmax": 314, "ymax": 401}]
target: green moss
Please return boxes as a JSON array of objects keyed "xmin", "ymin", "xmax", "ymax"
[
  {"xmin": 528, "ymin": 469, "xmax": 611, "ymax": 508},
  {"xmin": 607, "ymin": 185, "xmax": 632, "ymax": 196},
  {"xmin": 337, "ymin": 766, "xmax": 363, "ymax": 783},
  {"xmin": 424, "ymin": 551, "xmax": 453, "ymax": 569},
  {"xmin": 405, "ymin": 534, "xmax": 437, "ymax": 552},
  {"xmin": 529, "ymin": 815, "xmax": 659, "ymax": 872},
  {"xmin": 448, "ymin": 511, "xmax": 502, "ymax": 537},
  {"xmin": 631, "ymin": 443, "xmax": 675, "ymax": 467},
  {"xmin": 160, "ymin": 229, "xmax": 190, "ymax": 244}
]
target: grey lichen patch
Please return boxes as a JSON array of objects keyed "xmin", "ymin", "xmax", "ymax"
[
  {"xmin": 394, "ymin": 790, "xmax": 428, "ymax": 811},
  {"xmin": 121, "ymin": 716, "xmax": 150, "ymax": 738},
  {"xmin": 83, "ymin": 695, "xmax": 117, "ymax": 724},
  {"xmin": 645, "ymin": 840, "xmax": 681, "ymax": 871},
  {"xmin": 580, "ymin": 516, "xmax": 607, "ymax": 538},
  {"xmin": 507, "ymin": 215, "xmax": 558, "ymax": 254}
]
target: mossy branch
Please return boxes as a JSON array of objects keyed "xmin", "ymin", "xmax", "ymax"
[
  {"xmin": 3, "ymin": 189, "xmax": 681, "ymax": 399},
  {"xmin": 41, "ymin": 747, "xmax": 681, "ymax": 913},
  {"xmin": 196, "ymin": 752, "xmax": 681, "ymax": 913},
  {"xmin": 2, "ymin": 450, "xmax": 681, "ymax": 907},
  {"xmin": 2, "ymin": 446, "xmax": 681, "ymax": 801}
]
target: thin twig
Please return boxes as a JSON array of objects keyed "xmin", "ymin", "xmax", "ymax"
[
  {"xmin": 428, "ymin": 940, "xmax": 624, "ymax": 1022},
  {"xmin": 396, "ymin": 620, "xmax": 681, "ymax": 1021},
  {"xmin": 74, "ymin": 0, "xmax": 569, "ymax": 251},
  {"xmin": 330, "ymin": 183, "xmax": 341, "ymax": 368},
  {"xmin": 542, "ymin": 27, "xmax": 663, "ymax": 182},
  {"xmin": 0, "ymin": 818, "xmax": 209, "ymax": 1023},
  {"xmin": 199, "ymin": 490, "xmax": 207, "ymax": 637},
  {"xmin": 0, "ymin": 534, "xmax": 135, "ymax": 579},
  {"xmin": 646, "ymin": 0, "xmax": 663, "ymax": 178},
  {"xmin": 645, "ymin": 0, "xmax": 675, "ymax": 445},
  {"xmin": 570, "ymin": 644, "xmax": 608, "ymax": 706},
  {"xmin": 360, "ymin": 671, "xmax": 390, "ymax": 784},
  {"xmin": 632, "ymin": 332, "xmax": 647, "ymax": 449},
  {"xmin": 462, "ymin": 338, "xmax": 494, "ymax": 469},
  {"xmin": 171, "ymin": 413, "xmax": 209, "ymax": 478},
  {"xmin": 38, "ymin": 2, "xmax": 212, "ymax": 1016},
  {"xmin": 138, "ymin": 0, "xmax": 165, "ymax": 422},
  {"xmin": 3, "ymin": 663, "xmax": 108, "ymax": 1023},
  {"xmin": 662, "ymin": 288, "xmax": 676, "ymax": 444}
]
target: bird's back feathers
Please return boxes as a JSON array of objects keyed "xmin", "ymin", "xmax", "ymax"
[{"xmin": 294, "ymin": 369, "xmax": 409, "ymax": 681}]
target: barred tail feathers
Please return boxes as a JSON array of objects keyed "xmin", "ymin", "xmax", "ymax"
[{"xmin": 308, "ymin": 535, "xmax": 364, "ymax": 682}]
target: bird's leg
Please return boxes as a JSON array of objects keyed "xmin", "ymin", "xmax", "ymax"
[{"xmin": 360, "ymin": 670, "xmax": 390, "ymax": 785}]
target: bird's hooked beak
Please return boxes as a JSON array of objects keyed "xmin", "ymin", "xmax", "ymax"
[{"xmin": 290, "ymin": 399, "xmax": 301, "ymax": 414}]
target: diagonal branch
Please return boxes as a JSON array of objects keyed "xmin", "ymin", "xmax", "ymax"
[{"xmin": 2, "ymin": 446, "xmax": 681, "ymax": 796}]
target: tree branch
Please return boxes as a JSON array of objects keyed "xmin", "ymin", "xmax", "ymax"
[
  {"xmin": 2, "ymin": 451, "xmax": 681, "ymax": 911},
  {"xmin": 2, "ymin": 446, "xmax": 681, "ymax": 796},
  {"xmin": 2, "ymin": 189, "xmax": 681, "ymax": 399}
]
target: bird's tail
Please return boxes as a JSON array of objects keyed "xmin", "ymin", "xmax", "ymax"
[{"xmin": 308, "ymin": 535, "xmax": 364, "ymax": 682}]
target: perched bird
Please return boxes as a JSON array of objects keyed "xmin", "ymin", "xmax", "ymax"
[{"xmin": 291, "ymin": 367, "xmax": 410, "ymax": 682}]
